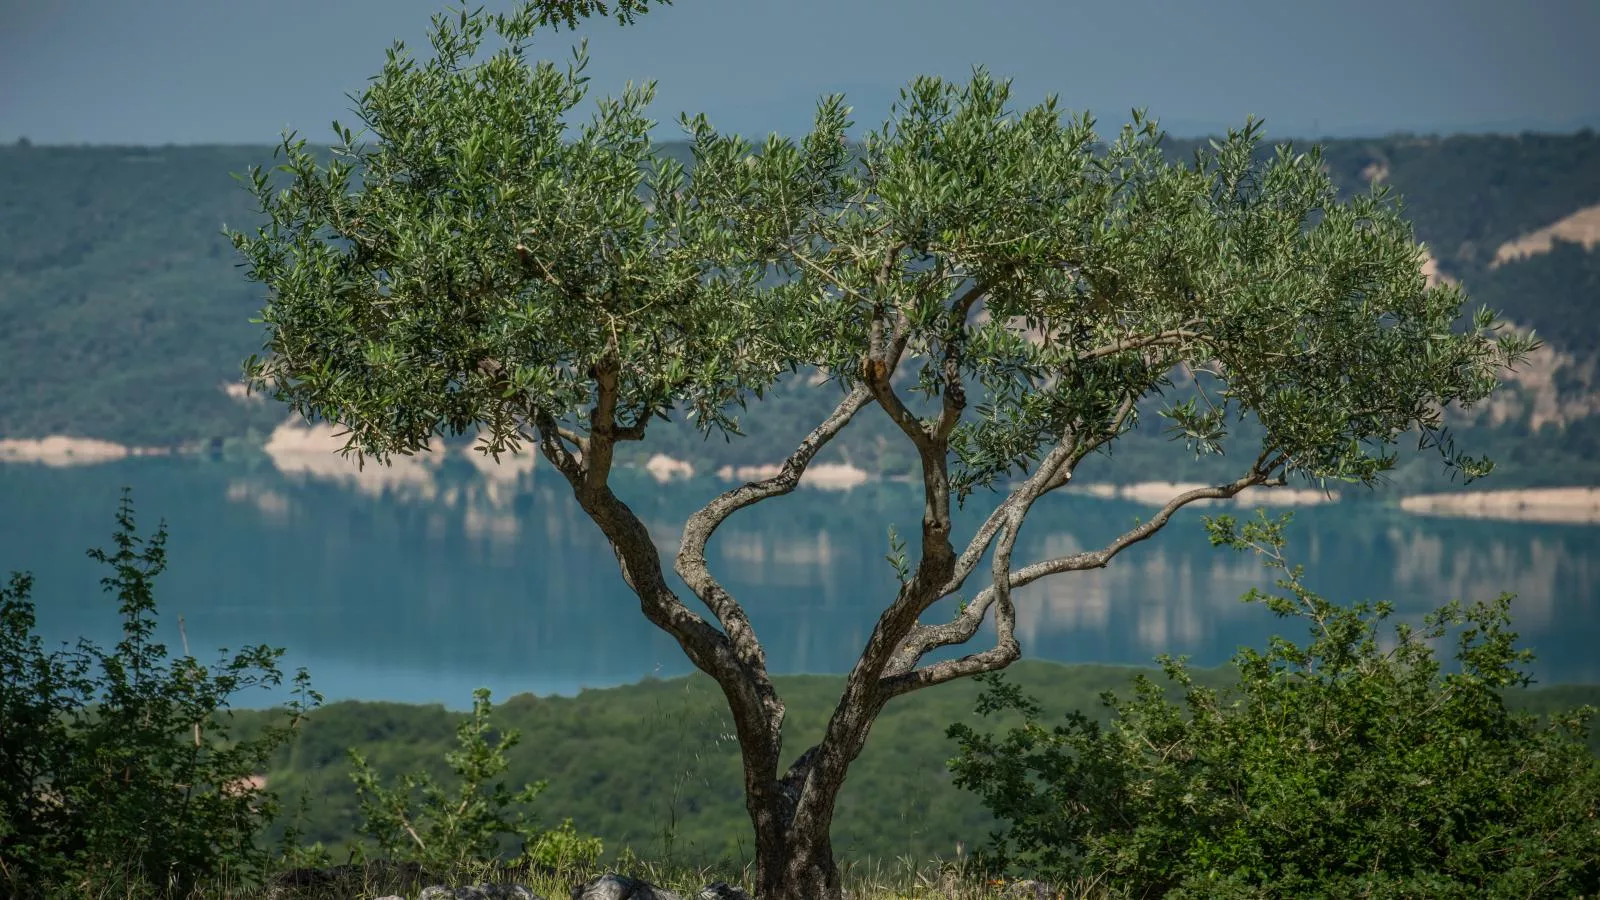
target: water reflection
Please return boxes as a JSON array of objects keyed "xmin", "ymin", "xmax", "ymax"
[{"xmin": 5, "ymin": 452, "xmax": 1597, "ymax": 712}]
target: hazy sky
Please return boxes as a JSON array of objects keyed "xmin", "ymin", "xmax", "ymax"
[{"xmin": 2, "ymin": 0, "xmax": 1597, "ymax": 146}]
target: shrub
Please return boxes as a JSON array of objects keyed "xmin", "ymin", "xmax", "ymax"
[
  {"xmin": 0, "ymin": 490, "xmax": 322, "ymax": 899},
  {"xmin": 1, "ymin": 490, "xmax": 605, "ymax": 896},
  {"xmin": 947, "ymin": 510, "xmax": 1600, "ymax": 899},
  {"xmin": 347, "ymin": 686, "xmax": 604, "ymax": 876}
]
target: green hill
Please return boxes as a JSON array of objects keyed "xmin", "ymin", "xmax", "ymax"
[
  {"xmin": 220, "ymin": 662, "xmax": 1600, "ymax": 873},
  {"xmin": 2, "ymin": 132, "xmax": 1598, "ymax": 489}
]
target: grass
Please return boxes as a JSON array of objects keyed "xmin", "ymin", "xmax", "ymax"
[{"xmin": 61, "ymin": 850, "xmax": 1103, "ymax": 900}]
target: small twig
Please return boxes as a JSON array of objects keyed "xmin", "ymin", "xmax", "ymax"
[{"xmin": 178, "ymin": 616, "xmax": 201, "ymax": 749}]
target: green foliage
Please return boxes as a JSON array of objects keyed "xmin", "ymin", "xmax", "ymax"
[
  {"xmin": 0, "ymin": 490, "xmax": 606, "ymax": 894},
  {"xmin": 227, "ymin": 12, "xmax": 814, "ymax": 462},
  {"xmin": 0, "ymin": 490, "xmax": 321, "ymax": 899},
  {"xmin": 230, "ymin": 1, "xmax": 1528, "ymax": 493},
  {"xmin": 1160, "ymin": 130, "xmax": 1600, "ymax": 282},
  {"xmin": 346, "ymin": 686, "xmax": 603, "ymax": 875},
  {"xmin": 947, "ymin": 511, "xmax": 1600, "ymax": 898},
  {"xmin": 522, "ymin": 817, "xmax": 606, "ymax": 873},
  {"xmin": 510, "ymin": 0, "xmax": 669, "ymax": 31},
  {"xmin": 0, "ymin": 144, "xmax": 291, "ymax": 448},
  {"xmin": 225, "ymin": 661, "xmax": 1600, "ymax": 876}
]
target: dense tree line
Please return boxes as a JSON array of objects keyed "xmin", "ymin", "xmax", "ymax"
[{"xmin": 218, "ymin": 657, "xmax": 1600, "ymax": 876}]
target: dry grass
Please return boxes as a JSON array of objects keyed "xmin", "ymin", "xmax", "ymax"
[{"xmin": 49, "ymin": 852, "xmax": 1108, "ymax": 900}]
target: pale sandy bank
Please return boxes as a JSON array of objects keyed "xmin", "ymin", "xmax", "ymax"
[
  {"xmin": 0, "ymin": 436, "xmax": 172, "ymax": 467},
  {"xmin": 1073, "ymin": 481, "xmax": 1336, "ymax": 507},
  {"xmin": 714, "ymin": 460, "xmax": 870, "ymax": 491},
  {"xmin": 1400, "ymin": 487, "xmax": 1600, "ymax": 525},
  {"xmin": 262, "ymin": 418, "xmax": 444, "ymax": 499},
  {"xmin": 646, "ymin": 453, "xmax": 694, "ymax": 483},
  {"xmin": 8, "ymin": 426, "xmax": 1600, "ymax": 528}
]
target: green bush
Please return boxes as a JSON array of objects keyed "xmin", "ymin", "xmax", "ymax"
[
  {"xmin": 347, "ymin": 686, "xmax": 604, "ymax": 876},
  {"xmin": 523, "ymin": 817, "xmax": 606, "ymax": 874},
  {"xmin": 0, "ymin": 491, "xmax": 603, "ymax": 896},
  {"xmin": 0, "ymin": 490, "xmax": 321, "ymax": 899},
  {"xmin": 947, "ymin": 511, "xmax": 1600, "ymax": 899}
]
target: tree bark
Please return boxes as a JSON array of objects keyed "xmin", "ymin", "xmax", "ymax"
[
  {"xmin": 743, "ymin": 691, "xmax": 886, "ymax": 900},
  {"xmin": 750, "ymin": 785, "xmax": 845, "ymax": 900}
]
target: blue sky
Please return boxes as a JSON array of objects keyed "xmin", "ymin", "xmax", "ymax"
[{"xmin": 2, "ymin": 0, "xmax": 1596, "ymax": 146}]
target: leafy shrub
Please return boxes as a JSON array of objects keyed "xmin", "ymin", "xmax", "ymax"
[
  {"xmin": 523, "ymin": 817, "xmax": 606, "ymax": 874},
  {"xmin": 947, "ymin": 511, "xmax": 1600, "ymax": 899},
  {"xmin": 1, "ymin": 491, "xmax": 606, "ymax": 895},
  {"xmin": 347, "ymin": 686, "xmax": 604, "ymax": 876},
  {"xmin": 0, "ymin": 490, "xmax": 322, "ymax": 899}
]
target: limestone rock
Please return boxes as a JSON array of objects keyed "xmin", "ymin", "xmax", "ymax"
[
  {"xmin": 415, "ymin": 885, "xmax": 546, "ymax": 900},
  {"xmin": 1002, "ymin": 879, "xmax": 1063, "ymax": 900},
  {"xmin": 570, "ymin": 873, "xmax": 682, "ymax": 900},
  {"xmin": 569, "ymin": 873, "xmax": 752, "ymax": 900}
]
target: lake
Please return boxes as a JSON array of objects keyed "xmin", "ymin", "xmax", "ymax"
[{"xmin": 5, "ymin": 453, "xmax": 1598, "ymax": 711}]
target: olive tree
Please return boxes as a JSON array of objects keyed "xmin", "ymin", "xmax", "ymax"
[{"xmin": 226, "ymin": 4, "xmax": 1534, "ymax": 897}]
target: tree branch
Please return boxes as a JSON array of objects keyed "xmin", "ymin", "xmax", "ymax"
[
  {"xmin": 881, "ymin": 462, "xmax": 1276, "ymax": 696},
  {"xmin": 1078, "ymin": 320, "xmax": 1207, "ymax": 362},
  {"xmin": 533, "ymin": 411, "xmax": 585, "ymax": 482},
  {"xmin": 479, "ymin": 354, "xmax": 588, "ymax": 460},
  {"xmin": 676, "ymin": 384, "xmax": 874, "ymax": 670},
  {"xmin": 929, "ymin": 392, "xmax": 1138, "ymax": 619},
  {"xmin": 584, "ymin": 336, "xmax": 624, "ymax": 492},
  {"xmin": 933, "ymin": 278, "xmax": 988, "ymax": 440},
  {"xmin": 539, "ymin": 406, "xmax": 795, "ymax": 820}
]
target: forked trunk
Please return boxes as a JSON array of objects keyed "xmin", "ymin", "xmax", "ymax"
[{"xmin": 752, "ymin": 815, "xmax": 843, "ymax": 900}]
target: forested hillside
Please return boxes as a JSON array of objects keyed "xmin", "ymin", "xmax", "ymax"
[
  {"xmin": 221, "ymin": 662, "xmax": 1600, "ymax": 874},
  {"xmin": 2, "ymin": 130, "xmax": 1597, "ymax": 489}
]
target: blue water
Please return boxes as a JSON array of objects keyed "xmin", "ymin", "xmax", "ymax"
[{"xmin": 5, "ymin": 454, "xmax": 1596, "ymax": 711}]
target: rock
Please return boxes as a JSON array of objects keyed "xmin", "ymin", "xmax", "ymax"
[
  {"xmin": 414, "ymin": 885, "xmax": 546, "ymax": 900},
  {"xmin": 570, "ymin": 873, "xmax": 683, "ymax": 900},
  {"xmin": 1002, "ymin": 879, "xmax": 1062, "ymax": 900},
  {"xmin": 266, "ymin": 863, "xmax": 750, "ymax": 900},
  {"xmin": 569, "ymin": 873, "xmax": 752, "ymax": 900}
]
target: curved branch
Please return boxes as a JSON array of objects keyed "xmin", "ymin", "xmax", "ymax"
[
  {"xmin": 879, "ymin": 508, "xmax": 1026, "ymax": 704},
  {"xmin": 544, "ymin": 413, "xmax": 794, "ymax": 816},
  {"xmin": 540, "ymin": 407, "xmax": 748, "ymax": 692},
  {"xmin": 1078, "ymin": 320, "xmax": 1206, "ymax": 362},
  {"xmin": 881, "ymin": 464, "xmax": 1277, "ymax": 695},
  {"xmin": 987, "ymin": 508, "xmax": 1024, "ymax": 660},
  {"xmin": 880, "ymin": 628, "xmax": 1021, "ymax": 700},
  {"xmin": 676, "ymin": 384, "xmax": 874, "ymax": 669},
  {"xmin": 533, "ymin": 410, "xmax": 585, "ymax": 483},
  {"xmin": 862, "ymin": 319, "xmax": 926, "ymax": 453},
  {"xmin": 931, "ymin": 392, "xmax": 1139, "ymax": 619},
  {"xmin": 933, "ymin": 278, "xmax": 989, "ymax": 440}
]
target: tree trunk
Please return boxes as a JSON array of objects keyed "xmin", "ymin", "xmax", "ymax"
[
  {"xmin": 743, "ymin": 740, "xmax": 856, "ymax": 900},
  {"xmin": 752, "ymin": 813, "xmax": 844, "ymax": 900}
]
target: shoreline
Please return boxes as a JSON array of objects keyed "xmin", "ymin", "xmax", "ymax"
[{"xmin": 5, "ymin": 432, "xmax": 1599, "ymax": 524}]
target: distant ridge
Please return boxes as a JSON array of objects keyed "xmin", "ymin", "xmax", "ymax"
[{"xmin": 3, "ymin": 132, "xmax": 1599, "ymax": 491}]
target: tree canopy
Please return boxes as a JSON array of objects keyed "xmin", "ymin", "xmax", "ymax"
[{"xmin": 230, "ymin": 13, "xmax": 1529, "ymax": 490}]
